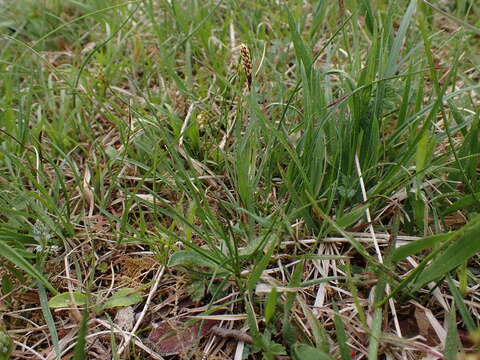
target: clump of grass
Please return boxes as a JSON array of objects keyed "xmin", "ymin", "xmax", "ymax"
[{"xmin": 1, "ymin": 0, "xmax": 480, "ymax": 359}]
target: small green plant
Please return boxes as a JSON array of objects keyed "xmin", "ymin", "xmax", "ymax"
[{"xmin": 1, "ymin": 0, "xmax": 479, "ymax": 358}]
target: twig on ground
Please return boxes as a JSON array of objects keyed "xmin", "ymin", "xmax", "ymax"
[
  {"xmin": 117, "ymin": 266, "xmax": 165, "ymax": 357},
  {"xmin": 13, "ymin": 340, "xmax": 47, "ymax": 360},
  {"xmin": 210, "ymin": 326, "xmax": 253, "ymax": 343}
]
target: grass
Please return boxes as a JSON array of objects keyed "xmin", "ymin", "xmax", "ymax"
[{"xmin": 0, "ymin": 0, "xmax": 479, "ymax": 359}]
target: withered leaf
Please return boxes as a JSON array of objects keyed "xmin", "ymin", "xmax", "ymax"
[{"xmin": 148, "ymin": 318, "xmax": 219, "ymax": 355}]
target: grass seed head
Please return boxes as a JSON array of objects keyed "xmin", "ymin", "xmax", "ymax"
[{"xmin": 240, "ymin": 43, "xmax": 252, "ymax": 92}]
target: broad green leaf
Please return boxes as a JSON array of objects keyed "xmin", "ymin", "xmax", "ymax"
[
  {"xmin": 49, "ymin": 292, "xmax": 88, "ymax": 308},
  {"xmin": 293, "ymin": 344, "xmax": 333, "ymax": 360},
  {"xmin": 168, "ymin": 250, "xmax": 218, "ymax": 268},
  {"xmin": 103, "ymin": 288, "xmax": 143, "ymax": 309}
]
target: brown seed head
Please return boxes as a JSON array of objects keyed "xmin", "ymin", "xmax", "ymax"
[{"xmin": 240, "ymin": 44, "xmax": 252, "ymax": 92}]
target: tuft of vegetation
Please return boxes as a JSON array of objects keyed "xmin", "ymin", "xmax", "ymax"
[{"xmin": 1, "ymin": 0, "xmax": 479, "ymax": 359}]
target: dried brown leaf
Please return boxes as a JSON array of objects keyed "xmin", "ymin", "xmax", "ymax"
[{"xmin": 148, "ymin": 318, "xmax": 219, "ymax": 355}]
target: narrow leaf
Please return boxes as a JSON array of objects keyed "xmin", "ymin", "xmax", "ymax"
[
  {"xmin": 415, "ymin": 216, "xmax": 480, "ymax": 288},
  {"xmin": 264, "ymin": 286, "xmax": 278, "ymax": 325},
  {"xmin": 385, "ymin": 0, "xmax": 417, "ymax": 77},
  {"xmin": 392, "ymin": 233, "xmax": 452, "ymax": 262},
  {"xmin": 0, "ymin": 241, "xmax": 57, "ymax": 294},
  {"xmin": 73, "ymin": 309, "xmax": 89, "ymax": 360},
  {"xmin": 333, "ymin": 306, "xmax": 352, "ymax": 360},
  {"xmin": 444, "ymin": 305, "xmax": 461, "ymax": 360},
  {"xmin": 447, "ymin": 276, "xmax": 476, "ymax": 333},
  {"xmin": 38, "ymin": 282, "xmax": 60, "ymax": 360},
  {"xmin": 287, "ymin": 10, "xmax": 313, "ymax": 71},
  {"xmin": 247, "ymin": 241, "xmax": 276, "ymax": 293}
]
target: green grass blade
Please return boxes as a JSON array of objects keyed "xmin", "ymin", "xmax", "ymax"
[
  {"xmin": 444, "ymin": 304, "xmax": 461, "ymax": 360},
  {"xmin": 247, "ymin": 239, "xmax": 277, "ymax": 293},
  {"xmin": 0, "ymin": 241, "xmax": 57, "ymax": 295},
  {"xmin": 442, "ymin": 191, "xmax": 480, "ymax": 216},
  {"xmin": 73, "ymin": 309, "xmax": 89, "ymax": 360},
  {"xmin": 385, "ymin": 0, "xmax": 417, "ymax": 77},
  {"xmin": 392, "ymin": 233, "xmax": 452, "ymax": 262},
  {"xmin": 283, "ymin": 260, "xmax": 304, "ymax": 347},
  {"xmin": 38, "ymin": 282, "xmax": 60, "ymax": 360},
  {"xmin": 333, "ymin": 306, "xmax": 352, "ymax": 360},
  {"xmin": 287, "ymin": 10, "xmax": 313, "ymax": 72},
  {"xmin": 415, "ymin": 215, "xmax": 480, "ymax": 288},
  {"xmin": 422, "ymin": 0, "xmax": 480, "ymax": 35},
  {"xmin": 447, "ymin": 276, "xmax": 477, "ymax": 333},
  {"xmin": 367, "ymin": 278, "xmax": 386, "ymax": 360},
  {"xmin": 264, "ymin": 286, "xmax": 278, "ymax": 325}
]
